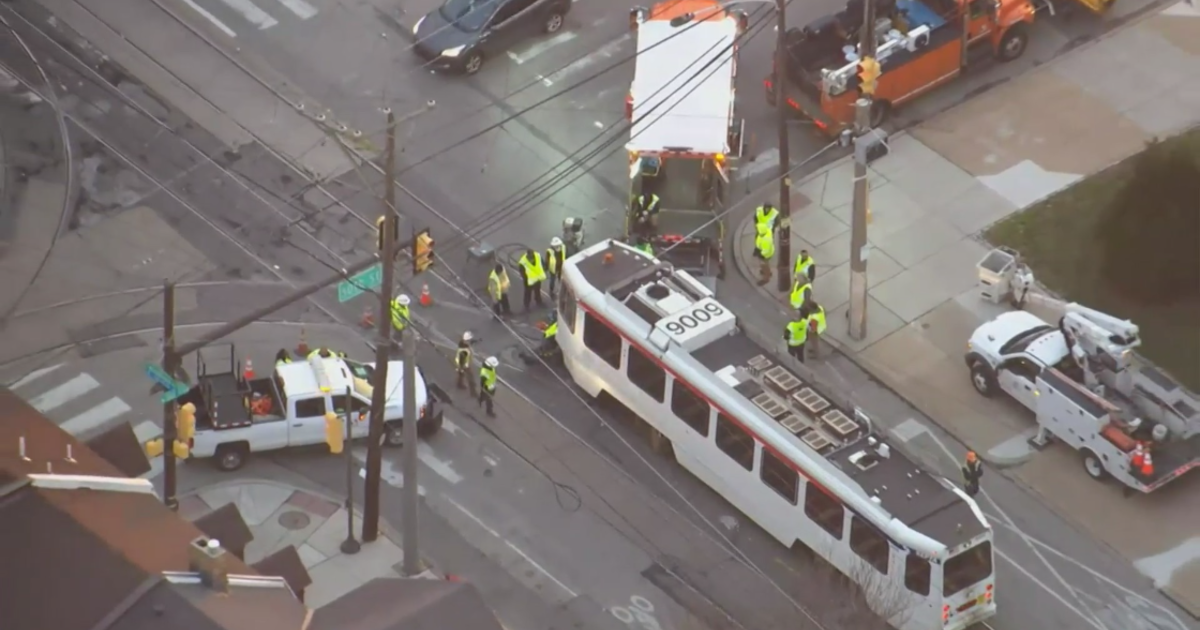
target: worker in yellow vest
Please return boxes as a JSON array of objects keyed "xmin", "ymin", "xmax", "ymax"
[
  {"xmin": 274, "ymin": 349, "xmax": 293, "ymax": 367},
  {"xmin": 794, "ymin": 249, "xmax": 815, "ymax": 283},
  {"xmin": 488, "ymin": 263, "xmax": 512, "ymax": 318},
  {"xmin": 784, "ymin": 314, "xmax": 810, "ymax": 363},
  {"xmin": 753, "ymin": 223, "xmax": 774, "ymax": 286},
  {"xmin": 455, "ymin": 331, "xmax": 476, "ymax": 396},
  {"xmin": 478, "ymin": 356, "xmax": 499, "ymax": 418},
  {"xmin": 517, "ymin": 248, "xmax": 547, "ymax": 311},
  {"xmin": 546, "ymin": 237, "xmax": 566, "ymax": 299},
  {"xmin": 390, "ymin": 295, "xmax": 411, "ymax": 339},
  {"xmin": 755, "ymin": 203, "xmax": 779, "ymax": 234},
  {"xmin": 804, "ymin": 301, "xmax": 827, "ymax": 359},
  {"xmin": 632, "ymin": 193, "xmax": 660, "ymax": 237},
  {"xmin": 789, "ymin": 278, "xmax": 812, "ymax": 311}
]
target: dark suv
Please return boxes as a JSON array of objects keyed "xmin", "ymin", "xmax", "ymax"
[{"xmin": 412, "ymin": 0, "xmax": 572, "ymax": 74}]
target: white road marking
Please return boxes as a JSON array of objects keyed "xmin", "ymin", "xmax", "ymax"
[
  {"xmin": 892, "ymin": 417, "xmax": 927, "ymax": 442},
  {"xmin": 359, "ymin": 466, "xmax": 427, "ymax": 496},
  {"xmin": 445, "ymin": 496, "xmax": 579, "ymax": 598},
  {"xmin": 9, "ymin": 364, "xmax": 64, "ymax": 390},
  {"xmin": 218, "ymin": 0, "xmax": 279, "ymax": 30},
  {"xmin": 441, "ymin": 417, "xmax": 471, "ymax": 438},
  {"xmin": 593, "ymin": 121, "xmax": 604, "ymax": 129},
  {"xmin": 181, "ymin": 0, "xmax": 238, "ymax": 37},
  {"xmin": 61, "ymin": 397, "xmax": 132, "ymax": 435},
  {"xmin": 29, "ymin": 373, "xmax": 100, "ymax": 414},
  {"xmin": 273, "ymin": 0, "xmax": 318, "ymax": 19},
  {"xmin": 543, "ymin": 34, "xmax": 629, "ymax": 85},
  {"xmin": 417, "ymin": 442, "xmax": 463, "ymax": 483},
  {"xmin": 506, "ymin": 31, "xmax": 577, "ymax": 65},
  {"xmin": 132, "ymin": 420, "xmax": 162, "ymax": 442}
]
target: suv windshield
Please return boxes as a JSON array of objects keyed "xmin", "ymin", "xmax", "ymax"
[
  {"xmin": 439, "ymin": 0, "xmax": 497, "ymax": 32},
  {"xmin": 943, "ymin": 541, "xmax": 993, "ymax": 596}
]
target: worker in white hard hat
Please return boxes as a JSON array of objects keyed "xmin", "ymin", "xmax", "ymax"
[
  {"xmin": 546, "ymin": 236, "xmax": 567, "ymax": 299},
  {"xmin": 391, "ymin": 294, "xmax": 412, "ymax": 340},
  {"xmin": 479, "ymin": 356, "xmax": 499, "ymax": 417},
  {"xmin": 455, "ymin": 331, "xmax": 476, "ymax": 396}
]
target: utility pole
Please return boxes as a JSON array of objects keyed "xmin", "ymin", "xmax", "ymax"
[
  {"xmin": 400, "ymin": 325, "xmax": 420, "ymax": 575},
  {"xmin": 774, "ymin": 0, "xmax": 793, "ymax": 293},
  {"xmin": 161, "ymin": 280, "xmax": 179, "ymax": 510},
  {"xmin": 362, "ymin": 107, "xmax": 398, "ymax": 543},
  {"xmin": 848, "ymin": 0, "xmax": 876, "ymax": 341}
]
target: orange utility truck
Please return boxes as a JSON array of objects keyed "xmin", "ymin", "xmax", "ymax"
[{"xmin": 765, "ymin": 0, "xmax": 1043, "ymax": 135}]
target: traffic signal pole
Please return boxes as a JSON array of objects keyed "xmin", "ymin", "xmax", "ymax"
[
  {"xmin": 161, "ymin": 280, "xmax": 179, "ymax": 510},
  {"xmin": 848, "ymin": 0, "xmax": 876, "ymax": 341},
  {"xmin": 774, "ymin": 0, "xmax": 793, "ymax": 293},
  {"xmin": 362, "ymin": 108, "xmax": 398, "ymax": 543}
]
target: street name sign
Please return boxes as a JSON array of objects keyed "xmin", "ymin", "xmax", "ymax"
[{"xmin": 337, "ymin": 263, "xmax": 383, "ymax": 303}]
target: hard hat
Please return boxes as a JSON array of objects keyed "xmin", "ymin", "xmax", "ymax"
[
  {"xmin": 550, "ymin": 236, "xmax": 563, "ymax": 247},
  {"xmin": 485, "ymin": 356, "xmax": 499, "ymax": 368},
  {"xmin": 396, "ymin": 294, "xmax": 411, "ymax": 306},
  {"xmin": 462, "ymin": 331, "xmax": 473, "ymax": 342}
]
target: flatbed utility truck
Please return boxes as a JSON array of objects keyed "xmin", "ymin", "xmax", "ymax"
[
  {"xmin": 966, "ymin": 248, "xmax": 1200, "ymax": 492},
  {"xmin": 181, "ymin": 345, "xmax": 443, "ymax": 471}
]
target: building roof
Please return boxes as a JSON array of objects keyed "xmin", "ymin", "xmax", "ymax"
[
  {"xmin": 0, "ymin": 387, "xmax": 123, "ymax": 484},
  {"xmin": 628, "ymin": 17, "xmax": 738, "ymax": 155},
  {"xmin": 85, "ymin": 421, "xmax": 153, "ymax": 478},
  {"xmin": 252, "ymin": 545, "xmax": 313, "ymax": 595},
  {"xmin": 104, "ymin": 577, "xmax": 304, "ymax": 630},
  {"xmin": 194, "ymin": 503, "xmax": 254, "ymax": 558},
  {"xmin": 311, "ymin": 578, "xmax": 505, "ymax": 630}
]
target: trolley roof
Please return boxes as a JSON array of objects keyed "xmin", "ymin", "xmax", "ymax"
[
  {"xmin": 628, "ymin": 17, "xmax": 737, "ymax": 155},
  {"xmin": 565, "ymin": 241, "xmax": 987, "ymax": 549}
]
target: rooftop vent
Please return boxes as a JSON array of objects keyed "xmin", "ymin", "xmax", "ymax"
[{"xmin": 187, "ymin": 537, "xmax": 230, "ymax": 593}]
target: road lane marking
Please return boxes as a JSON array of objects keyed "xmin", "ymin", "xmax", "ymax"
[
  {"xmin": 29, "ymin": 373, "xmax": 100, "ymax": 414},
  {"xmin": 441, "ymin": 417, "xmax": 471, "ymax": 438},
  {"xmin": 9, "ymin": 363, "xmax": 64, "ymax": 390},
  {"xmin": 543, "ymin": 34, "xmax": 629, "ymax": 87},
  {"xmin": 218, "ymin": 0, "xmax": 279, "ymax": 30},
  {"xmin": 417, "ymin": 442, "xmax": 462, "ymax": 483},
  {"xmin": 61, "ymin": 397, "xmax": 132, "ymax": 435},
  {"xmin": 181, "ymin": 0, "xmax": 238, "ymax": 37},
  {"xmin": 352, "ymin": 447, "xmax": 428, "ymax": 495},
  {"xmin": 273, "ymin": 0, "xmax": 318, "ymax": 19},
  {"xmin": 445, "ymin": 496, "xmax": 579, "ymax": 599},
  {"xmin": 506, "ymin": 31, "xmax": 577, "ymax": 65}
]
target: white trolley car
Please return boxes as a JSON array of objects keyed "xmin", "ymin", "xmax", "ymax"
[{"xmin": 555, "ymin": 240, "xmax": 996, "ymax": 630}]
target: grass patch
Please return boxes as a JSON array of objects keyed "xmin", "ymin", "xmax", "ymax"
[{"xmin": 985, "ymin": 128, "xmax": 1200, "ymax": 391}]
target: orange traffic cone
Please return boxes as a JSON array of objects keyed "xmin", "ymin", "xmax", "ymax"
[
  {"xmin": 419, "ymin": 284, "xmax": 432, "ymax": 307},
  {"xmin": 243, "ymin": 359, "xmax": 255, "ymax": 381},
  {"xmin": 361, "ymin": 305, "xmax": 374, "ymax": 329},
  {"xmin": 1130, "ymin": 443, "xmax": 1145, "ymax": 470},
  {"xmin": 296, "ymin": 328, "xmax": 310, "ymax": 357},
  {"xmin": 1140, "ymin": 453, "xmax": 1154, "ymax": 478}
]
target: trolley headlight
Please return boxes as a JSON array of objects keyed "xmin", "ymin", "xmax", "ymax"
[{"xmin": 442, "ymin": 45, "xmax": 466, "ymax": 57}]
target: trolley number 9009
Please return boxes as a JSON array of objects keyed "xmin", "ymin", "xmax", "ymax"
[{"xmin": 664, "ymin": 303, "xmax": 725, "ymax": 336}]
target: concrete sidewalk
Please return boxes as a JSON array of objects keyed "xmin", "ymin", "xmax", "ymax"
[{"xmin": 732, "ymin": 1, "xmax": 1200, "ymax": 618}]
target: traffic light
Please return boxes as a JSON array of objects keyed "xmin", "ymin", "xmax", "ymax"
[
  {"xmin": 175, "ymin": 402, "xmax": 196, "ymax": 441},
  {"xmin": 376, "ymin": 214, "xmax": 399, "ymax": 254},
  {"xmin": 413, "ymin": 228, "xmax": 434, "ymax": 274},
  {"xmin": 324, "ymin": 412, "xmax": 344, "ymax": 454},
  {"xmin": 145, "ymin": 438, "xmax": 164, "ymax": 458},
  {"xmin": 172, "ymin": 439, "xmax": 190, "ymax": 459},
  {"xmin": 857, "ymin": 57, "xmax": 882, "ymax": 96}
]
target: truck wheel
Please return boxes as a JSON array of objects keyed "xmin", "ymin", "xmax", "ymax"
[
  {"xmin": 1082, "ymin": 450, "xmax": 1107, "ymax": 480},
  {"xmin": 997, "ymin": 25, "xmax": 1029, "ymax": 62},
  {"xmin": 969, "ymin": 361, "xmax": 997, "ymax": 398},
  {"xmin": 869, "ymin": 100, "xmax": 890, "ymax": 128},
  {"xmin": 417, "ymin": 412, "xmax": 443, "ymax": 438},
  {"xmin": 214, "ymin": 443, "xmax": 248, "ymax": 472},
  {"xmin": 384, "ymin": 423, "xmax": 405, "ymax": 447}
]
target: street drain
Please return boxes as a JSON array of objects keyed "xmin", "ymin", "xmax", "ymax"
[{"xmin": 278, "ymin": 511, "xmax": 311, "ymax": 530}]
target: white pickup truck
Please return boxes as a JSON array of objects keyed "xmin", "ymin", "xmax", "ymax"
[{"xmin": 181, "ymin": 348, "xmax": 443, "ymax": 471}]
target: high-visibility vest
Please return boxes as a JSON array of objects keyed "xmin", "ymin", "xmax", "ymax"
[
  {"xmin": 276, "ymin": 357, "xmax": 292, "ymax": 367},
  {"xmin": 480, "ymin": 366, "xmax": 497, "ymax": 392},
  {"xmin": 635, "ymin": 194, "xmax": 660, "ymax": 216},
  {"xmin": 488, "ymin": 269, "xmax": 509, "ymax": 301},
  {"xmin": 755, "ymin": 225, "xmax": 775, "ymax": 259},
  {"xmin": 790, "ymin": 280, "xmax": 812, "ymax": 310},
  {"xmin": 755, "ymin": 205, "xmax": 779, "ymax": 231},
  {"xmin": 455, "ymin": 345, "xmax": 472, "ymax": 370},
  {"xmin": 544, "ymin": 321, "xmax": 558, "ymax": 339},
  {"xmin": 391, "ymin": 301, "xmax": 410, "ymax": 331},
  {"xmin": 519, "ymin": 252, "xmax": 547, "ymax": 285},
  {"xmin": 636, "ymin": 242, "xmax": 654, "ymax": 256},
  {"xmin": 307, "ymin": 349, "xmax": 333, "ymax": 360},
  {"xmin": 546, "ymin": 246, "xmax": 565, "ymax": 276},
  {"xmin": 786, "ymin": 319, "xmax": 809, "ymax": 346},
  {"xmin": 794, "ymin": 255, "xmax": 814, "ymax": 280},
  {"xmin": 809, "ymin": 305, "xmax": 827, "ymax": 335}
]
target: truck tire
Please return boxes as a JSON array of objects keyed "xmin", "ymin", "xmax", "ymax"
[
  {"xmin": 417, "ymin": 412, "xmax": 444, "ymax": 438},
  {"xmin": 869, "ymin": 100, "xmax": 890, "ymax": 128},
  {"xmin": 997, "ymin": 25, "xmax": 1029, "ymax": 62},
  {"xmin": 1082, "ymin": 450, "xmax": 1108, "ymax": 480},
  {"xmin": 384, "ymin": 423, "xmax": 405, "ymax": 447},
  {"xmin": 969, "ymin": 361, "xmax": 997, "ymax": 398},
  {"xmin": 214, "ymin": 443, "xmax": 249, "ymax": 472}
]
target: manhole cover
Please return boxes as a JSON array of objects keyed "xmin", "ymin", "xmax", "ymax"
[{"xmin": 278, "ymin": 511, "xmax": 311, "ymax": 530}]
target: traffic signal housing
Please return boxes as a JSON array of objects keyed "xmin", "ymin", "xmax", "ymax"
[
  {"xmin": 376, "ymin": 213, "xmax": 400, "ymax": 254},
  {"xmin": 145, "ymin": 438, "xmax": 165, "ymax": 458},
  {"xmin": 857, "ymin": 57, "xmax": 882, "ymax": 96},
  {"xmin": 172, "ymin": 439, "xmax": 190, "ymax": 459},
  {"xmin": 413, "ymin": 228, "xmax": 434, "ymax": 274},
  {"xmin": 175, "ymin": 402, "xmax": 196, "ymax": 441},
  {"xmin": 324, "ymin": 412, "xmax": 344, "ymax": 454}
]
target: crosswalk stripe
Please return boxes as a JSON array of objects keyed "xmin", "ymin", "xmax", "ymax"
[
  {"xmin": 29, "ymin": 373, "xmax": 100, "ymax": 414},
  {"xmin": 275, "ymin": 0, "xmax": 318, "ymax": 19},
  {"xmin": 181, "ymin": 0, "xmax": 238, "ymax": 37},
  {"xmin": 132, "ymin": 420, "xmax": 163, "ymax": 442},
  {"xmin": 61, "ymin": 398, "xmax": 132, "ymax": 436},
  {"xmin": 9, "ymin": 364, "xmax": 64, "ymax": 390},
  {"xmin": 218, "ymin": 0, "xmax": 279, "ymax": 30}
]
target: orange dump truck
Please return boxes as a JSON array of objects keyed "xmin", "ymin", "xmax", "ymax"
[{"xmin": 764, "ymin": 0, "xmax": 1111, "ymax": 135}]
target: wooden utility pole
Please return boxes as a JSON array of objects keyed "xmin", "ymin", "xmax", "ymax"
[
  {"xmin": 848, "ymin": 0, "xmax": 876, "ymax": 341},
  {"xmin": 161, "ymin": 280, "xmax": 179, "ymax": 510},
  {"xmin": 362, "ymin": 108, "xmax": 398, "ymax": 543},
  {"xmin": 774, "ymin": 0, "xmax": 793, "ymax": 293}
]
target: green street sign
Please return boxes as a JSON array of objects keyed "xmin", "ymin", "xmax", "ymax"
[{"xmin": 337, "ymin": 263, "xmax": 383, "ymax": 303}]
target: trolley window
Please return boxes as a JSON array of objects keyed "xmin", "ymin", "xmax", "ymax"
[
  {"xmin": 715, "ymin": 413, "xmax": 755, "ymax": 470},
  {"xmin": 670, "ymin": 381, "xmax": 710, "ymax": 436},
  {"xmin": 904, "ymin": 554, "xmax": 931, "ymax": 596},
  {"xmin": 558, "ymin": 282, "xmax": 577, "ymax": 333},
  {"xmin": 849, "ymin": 515, "xmax": 890, "ymax": 575},
  {"xmin": 627, "ymin": 345, "xmax": 665, "ymax": 402},
  {"xmin": 760, "ymin": 448, "xmax": 798, "ymax": 505},
  {"xmin": 583, "ymin": 312, "xmax": 622, "ymax": 368},
  {"xmin": 944, "ymin": 542, "xmax": 993, "ymax": 597},
  {"xmin": 803, "ymin": 486, "xmax": 845, "ymax": 540}
]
